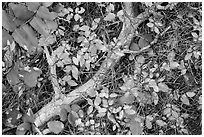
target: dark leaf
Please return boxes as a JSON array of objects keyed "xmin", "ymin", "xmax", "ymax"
[
  {"xmin": 16, "ymin": 122, "xmax": 31, "ymax": 135},
  {"xmin": 5, "ymin": 106, "xmax": 22, "ymax": 128},
  {"xmin": 19, "ymin": 67, "xmax": 42, "ymax": 88},
  {"xmin": 22, "ymin": 108, "xmax": 35, "ymax": 123}
]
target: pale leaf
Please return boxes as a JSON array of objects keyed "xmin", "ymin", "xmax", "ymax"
[
  {"xmin": 71, "ymin": 65, "xmax": 79, "ymax": 80},
  {"xmin": 147, "ymin": 22, "xmax": 154, "ymax": 28},
  {"xmin": 170, "ymin": 61, "xmax": 180, "ymax": 69},
  {"xmin": 181, "ymin": 94, "xmax": 190, "ymax": 105},
  {"xmin": 163, "ymin": 107, "xmax": 171, "ymax": 115},
  {"xmin": 186, "ymin": 92, "xmax": 196, "ymax": 97},
  {"xmin": 87, "ymin": 106, "xmax": 93, "ymax": 115},
  {"xmin": 94, "ymin": 96, "xmax": 101, "ymax": 107},
  {"xmin": 145, "ymin": 119, "xmax": 152, "ymax": 129},
  {"xmin": 158, "ymin": 82, "xmax": 169, "ymax": 92},
  {"xmin": 79, "ymin": 25, "xmax": 89, "ymax": 32},
  {"xmin": 184, "ymin": 53, "xmax": 192, "ymax": 60},
  {"xmin": 104, "ymin": 13, "xmax": 115, "ymax": 21},
  {"xmin": 125, "ymin": 108, "xmax": 136, "ymax": 115},
  {"xmin": 67, "ymin": 80, "xmax": 78, "ymax": 86},
  {"xmin": 156, "ymin": 119, "xmax": 167, "ymax": 127}
]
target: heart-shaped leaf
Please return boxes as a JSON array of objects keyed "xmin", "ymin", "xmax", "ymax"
[{"xmin": 47, "ymin": 121, "xmax": 64, "ymax": 134}]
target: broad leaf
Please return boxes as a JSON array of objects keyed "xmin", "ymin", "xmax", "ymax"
[
  {"xmin": 9, "ymin": 3, "xmax": 34, "ymax": 21},
  {"xmin": 2, "ymin": 10, "xmax": 17, "ymax": 31},
  {"xmin": 12, "ymin": 25, "xmax": 38, "ymax": 53},
  {"xmin": 30, "ymin": 17, "xmax": 49, "ymax": 37},
  {"xmin": 47, "ymin": 121, "xmax": 64, "ymax": 134},
  {"xmin": 5, "ymin": 106, "xmax": 22, "ymax": 127},
  {"xmin": 19, "ymin": 67, "xmax": 42, "ymax": 88},
  {"xmin": 6, "ymin": 66, "xmax": 20, "ymax": 86}
]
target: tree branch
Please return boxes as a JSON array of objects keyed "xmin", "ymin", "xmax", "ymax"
[{"xmin": 34, "ymin": 2, "xmax": 150, "ymax": 128}]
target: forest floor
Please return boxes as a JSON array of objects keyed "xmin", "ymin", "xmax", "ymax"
[{"xmin": 2, "ymin": 2, "xmax": 202, "ymax": 135}]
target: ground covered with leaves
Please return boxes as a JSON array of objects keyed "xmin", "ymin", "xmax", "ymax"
[{"xmin": 2, "ymin": 2, "xmax": 202, "ymax": 135}]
